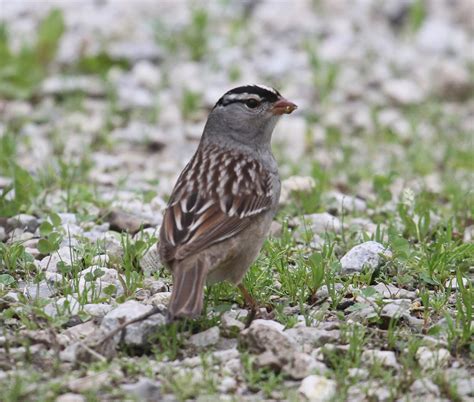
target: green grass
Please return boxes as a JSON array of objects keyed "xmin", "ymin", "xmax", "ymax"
[{"xmin": 0, "ymin": 9, "xmax": 64, "ymax": 99}]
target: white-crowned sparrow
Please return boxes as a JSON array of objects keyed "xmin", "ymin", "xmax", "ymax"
[{"xmin": 159, "ymin": 84, "xmax": 297, "ymax": 319}]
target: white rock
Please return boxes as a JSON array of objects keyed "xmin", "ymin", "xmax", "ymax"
[
  {"xmin": 410, "ymin": 378, "xmax": 440, "ymax": 396},
  {"xmin": 83, "ymin": 303, "xmax": 113, "ymax": 317},
  {"xmin": 55, "ymin": 393, "xmax": 86, "ymax": 402},
  {"xmin": 68, "ymin": 371, "xmax": 111, "ymax": 393},
  {"xmin": 300, "ymin": 213, "xmax": 343, "ymax": 235},
  {"xmin": 324, "ymin": 191, "xmax": 367, "ymax": 214},
  {"xmin": 283, "ymin": 352, "xmax": 328, "ymax": 380},
  {"xmin": 220, "ymin": 312, "xmax": 245, "ymax": 337},
  {"xmin": 299, "ymin": 375, "xmax": 337, "ymax": 402},
  {"xmin": 41, "ymin": 76, "xmax": 105, "ymax": 96},
  {"xmin": 218, "ymin": 376, "xmax": 237, "ymax": 393},
  {"xmin": 362, "ymin": 350, "xmax": 399, "ymax": 370},
  {"xmin": 0, "ymin": 227, "xmax": 6, "ymax": 242},
  {"xmin": 77, "ymin": 266, "xmax": 124, "ymax": 298},
  {"xmin": 108, "ymin": 41, "xmax": 162, "ymax": 62},
  {"xmin": 23, "ymin": 281, "xmax": 55, "ymax": 299},
  {"xmin": 383, "ymin": 79, "xmax": 424, "ymax": 105},
  {"xmin": 416, "ymin": 347, "xmax": 450, "ymax": 370},
  {"xmin": 417, "ymin": 19, "xmax": 466, "ymax": 54},
  {"xmin": 57, "ymin": 213, "xmax": 77, "ymax": 225},
  {"xmin": 340, "ymin": 241, "xmax": 392, "ymax": 274},
  {"xmin": 240, "ymin": 319, "xmax": 295, "ymax": 355},
  {"xmin": 91, "ymin": 254, "xmax": 110, "ymax": 266},
  {"xmin": 188, "ymin": 326, "xmax": 220, "ymax": 349},
  {"xmin": 444, "ymin": 276, "xmax": 470, "ymax": 290},
  {"xmin": 101, "ymin": 300, "xmax": 166, "ymax": 347},
  {"xmin": 380, "ymin": 299, "xmax": 411, "ymax": 320},
  {"xmin": 146, "ymin": 292, "xmax": 171, "ymax": 308},
  {"xmin": 430, "ymin": 61, "xmax": 473, "ymax": 100},
  {"xmin": 7, "ymin": 214, "xmax": 39, "ymax": 232},
  {"xmin": 372, "ymin": 283, "xmax": 416, "ymax": 299},
  {"xmin": 132, "ymin": 60, "xmax": 161, "ymax": 90},
  {"xmin": 273, "ymin": 116, "xmax": 307, "ymax": 161},
  {"xmin": 121, "ymin": 378, "xmax": 161, "ymax": 400},
  {"xmin": 44, "ymin": 295, "xmax": 80, "ymax": 318},
  {"xmin": 280, "ymin": 176, "xmax": 316, "ymax": 205},
  {"xmin": 39, "ymin": 246, "xmax": 76, "ymax": 272},
  {"xmin": 285, "ymin": 327, "xmax": 340, "ymax": 348},
  {"xmin": 463, "ymin": 225, "xmax": 474, "ymax": 243}
]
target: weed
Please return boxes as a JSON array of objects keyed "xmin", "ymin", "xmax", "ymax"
[{"xmin": 0, "ymin": 9, "xmax": 64, "ymax": 99}]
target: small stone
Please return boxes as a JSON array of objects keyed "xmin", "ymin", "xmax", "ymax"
[
  {"xmin": 77, "ymin": 266, "xmax": 124, "ymax": 298},
  {"xmin": 39, "ymin": 246, "xmax": 76, "ymax": 272},
  {"xmin": 340, "ymin": 241, "xmax": 392, "ymax": 274},
  {"xmin": 220, "ymin": 312, "xmax": 245, "ymax": 337},
  {"xmin": 6, "ymin": 214, "xmax": 39, "ymax": 232},
  {"xmin": 285, "ymin": 327, "xmax": 340, "ymax": 348},
  {"xmin": 269, "ymin": 221, "xmax": 283, "ymax": 237},
  {"xmin": 380, "ymin": 299, "xmax": 411, "ymax": 320},
  {"xmin": 68, "ymin": 372, "xmax": 110, "ymax": 393},
  {"xmin": 282, "ymin": 352, "xmax": 328, "ymax": 380},
  {"xmin": 417, "ymin": 19, "xmax": 464, "ymax": 54},
  {"xmin": 121, "ymin": 378, "xmax": 161, "ymax": 400},
  {"xmin": 144, "ymin": 279, "xmax": 168, "ymax": 294},
  {"xmin": 240, "ymin": 319, "xmax": 295, "ymax": 355},
  {"xmin": 55, "ymin": 393, "xmax": 86, "ymax": 402},
  {"xmin": 463, "ymin": 225, "xmax": 474, "ymax": 243},
  {"xmin": 8, "ymin": 229, "xmax": 34, "ymax": 243},
  {"xmin": 430, "ymin": 61, "xmax": 473, "ymax": 101},
  {"xmin": 348, "ymin": 368, "xmax": 368, "ymax": 380},
  {"xmin": 104, "ymin": 209, "xmax": 153, "ymax": 234},
  {"xmin": 101, "ymin": 300, "xmax": 166, "ymax": 347},
  {"xmin": 146, "ymin": 292, "xmax": 171, "ymax": 308},
  {"xmin": 299, "ymin": 375, "xmax": 337, "ymax": 402},
  {"xmin": 4, "ymin": 292, "xmax": 19, "ymax": 302},
  {"xmin": 416, "ymin": 347, "xmax": 450, "ymax": 370},
  {"xmin": 299, "ymin": 213, "xmax": 343, "ymax": 235},
  {"xmin": 0, "ymin": 227, "xmax": 6, "ymax": 242},
  {"xmin": 324, "ymin": 191, "xmax": 367, "ymax": 214},
  {"xmin": 383, "ymin": 79, "xmax": 424, "ymax": 105},
  {"xmin": 41, "ymin": 76, "xmax": 105, "ymax": 97},
  {"xmin": 44, "ymin": 295, "xmax": 80, "ymax": 318},
  {"xmin": 132, "ymin": 61, "xmax": 161, "ymax": 90},
  {"xmin": 279, "ymin": 176, "xmax": 316, "ymax": 205},
  {"xmin": 217, "ymin": 376, "xmax": 237, "ymax": 393},
  {"xmin": 372, "ymin": 283, "xmax": 417, "ymax": 299},
  {"xmin": 57, "ymin": 213, "xmax": 77, "ymax": 225},
  {"xmin": 91, "ymin": 254, "xmax": 110, "ymax": 266},
  {"xmin": 61, "ymin": 321, "xmax": 99, "ymax": 345},
  {"xmin": 108, "ymin": 41, "xmax": 162, "ymax": 63},
  {"xmin": 188, "ymin": 326, "xmax": 220, "ymax": 349},
  {"xmin": 23, "ymin": 281, "xmax": 55, "ymax": 299},
  {"xmin": 83, "ymin": 303, "xmax": 113, "ymax": 318},
  {"xmin": 410, "ymin": 378, "xmax": 440, "ymax": 396},
  {"xmin": 444, "ymin": 276, "xmax": 470, "ymax": 289},
  {"xmin": 361, "ymin": 350, "xmax": 399, "ymax": 370}
]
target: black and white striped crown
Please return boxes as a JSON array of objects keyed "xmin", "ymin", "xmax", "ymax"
[{"xmin": 215, "ymin": 84, "xmax": 282, "ymax": 107}]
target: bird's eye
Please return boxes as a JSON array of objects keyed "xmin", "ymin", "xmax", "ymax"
[{"xmin": 245, "ymin": 99, "xmax": 260, "ymax": 109}]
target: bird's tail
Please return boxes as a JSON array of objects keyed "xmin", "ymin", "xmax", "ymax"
[{"xmin": 168, "ymin": 258, "xmax": 207, "ymax": 320}]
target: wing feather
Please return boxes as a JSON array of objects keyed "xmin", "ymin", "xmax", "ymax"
[{"xmin": 159, "ymin": 144, "xmax": 274, "ymax": 264}]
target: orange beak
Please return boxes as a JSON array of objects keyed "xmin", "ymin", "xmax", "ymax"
[{"xmin": 271, "ymin": 98, "xmax": 297, "ymax": 115}]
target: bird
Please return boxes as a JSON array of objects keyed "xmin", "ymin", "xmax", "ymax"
[{"xmin": 159, "ymin": 84, "xmax": 297, "ymax": 320}]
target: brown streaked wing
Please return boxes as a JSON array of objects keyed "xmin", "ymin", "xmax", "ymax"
[{"xmin": 159, "ymin": 144, "xmax": 273, "ymax": 264}]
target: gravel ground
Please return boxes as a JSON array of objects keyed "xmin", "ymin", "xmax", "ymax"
[{"xmin": 0, "ymin": 1, "xmax": 473, "ymax": 401}]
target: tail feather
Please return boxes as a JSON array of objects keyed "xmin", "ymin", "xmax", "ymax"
[{"xmin": 168, "ymin": 259, "xmax": 207, "ymax": 319}]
